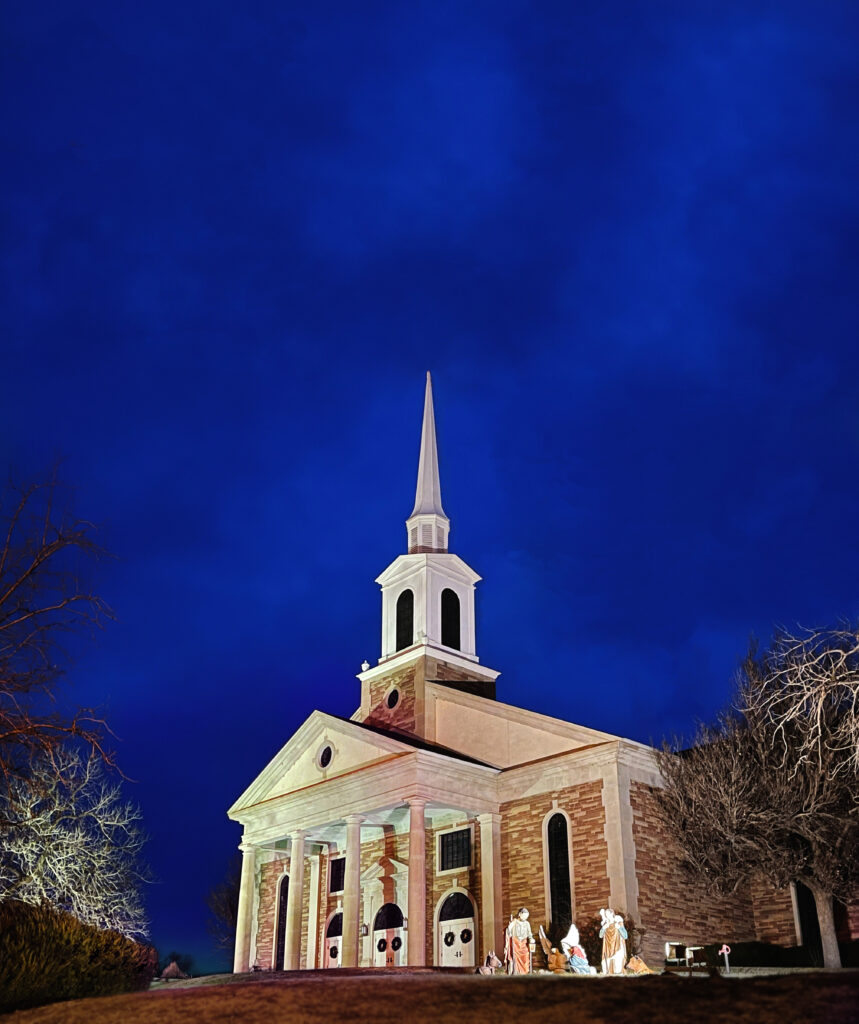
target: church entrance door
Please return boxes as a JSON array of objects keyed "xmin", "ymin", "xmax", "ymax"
[
  {"xmin": 438, "ymin": 892, "xmax": 476, "ymax": 968},
  {"xmin": 373, "ymin": 902, "xmax": 405, "ymax": 967},
  {"xmin": 324, "ymin": 912, "xmax": 343, "ymax": 968}
]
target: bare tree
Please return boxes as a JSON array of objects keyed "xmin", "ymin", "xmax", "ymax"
[
  {"xmin": 0, "ymin": 473, "xmax": 115, "ymax": 791},
  {"xmin": 206, "ymin": 854, "xmax": 241, "ymax": 952},
  {"xmin": 742, "ymin": 626, "xmax": 859, "ymax": 778},
  {"xmin": 0, "ymin": 747, "xmax": 149, "ymax": 939},
  {"xmin": 656, "ymin": 631, "xmax": 859, "ymax": 969}
]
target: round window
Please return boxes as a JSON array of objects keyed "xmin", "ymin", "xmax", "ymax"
[
  {"xmin": 318, "ymin": 745, "xmax": 333, "ymax": 769},
  {"xmin": 377, "ymin": 937, "xmax": 387, "ymax": 952},
  {"xmin": 443, "ymin": 931, "xmax": 455, "ymax": 947},
  {"xmin": 460, "ymin": 928, "xmax": 472, "ymax": 944},
  {"xmin": 391, "ymin": 936, "xmax": 402, "ymax": 951},
  {"xmin": 386, "ymin": 688, "xmax": 400, "ymax": 709}
]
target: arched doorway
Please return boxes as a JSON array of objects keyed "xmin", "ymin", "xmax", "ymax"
[
  {"xmin": 437, "ymin": 890, "xmax": 476, "ymax": 967},
  {"xmin": 274, "ymin": 874, "xmax": 289, "ymax": 970},
  {"xmin": 373, "ymin": 902, "xmax": 405, "ymax": 967},
  {"xmin": 324, "ymin": 911, "xmax": 343, "ymax": 968}
]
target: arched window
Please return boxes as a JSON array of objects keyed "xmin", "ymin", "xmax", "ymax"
[
  {"xmin": 546, "ymin": 812, "xmax": 572, "ymax": 935},
  {"xmin": 395, "ymin": 589, "xmax": 414, "ymax": 651},
  {"xmin": 439, "ymin": 891, "xmax": 473, "ymax": 921},
  {"xmin": 274, "ymin": 874, "xmax": 289, "ymax": 969},
  {"xmin": 373, "ymin": 903, "xmax": 404, "ymax": 930},
  {"xmin": 441, "ymin": 588, "xmax": 460, "ymax": 650},
  {"xmin": 326, "ymin": 912, "xmax": 343, "ymax": 937}
]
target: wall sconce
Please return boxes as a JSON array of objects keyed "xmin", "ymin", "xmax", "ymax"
[
  {"xmin": 403, "ymin": 918, "xmax": 408, "ymax": 931},
  {"xmin": 361, "ymin": 923, "xmax": 369, "ymax": 936}
]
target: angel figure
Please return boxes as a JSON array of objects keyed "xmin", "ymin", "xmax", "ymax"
[
  {"xmin": 599, "ymin": 908, "xmax": 628, "ymax": 975},
  {"xmin": 504, "ymin": 907, "xmax": 534, "ymax": 974}
]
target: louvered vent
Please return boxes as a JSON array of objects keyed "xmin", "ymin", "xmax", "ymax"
[{"xmin": 420, "ymin": 524, "xmax": 433, "ymax": 547}]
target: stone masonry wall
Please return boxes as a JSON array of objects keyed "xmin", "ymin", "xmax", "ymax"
[
  {"xmin": 427, "ymin": 819, "xmax": 484, "ymax": 965},
  {"xmin": 500, "ymin": 781, "xmax": 610, "ymax": 968},
  {"xmin": 629, "ymin": 781, "xmax": 756, "ymax": 964},
  {"xmin": 255, "ymin": 855, "xmax": 288, "ymax": 969},
  {"xmin": 749, "ymin": 875, "xmax": 798, "ymax": 946},
  {"xmin": 363, "ymin": 662, "xmax": 419, "ymax": 734}
]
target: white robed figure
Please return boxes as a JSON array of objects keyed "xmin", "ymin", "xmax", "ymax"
[
  {"xmin": 560, "ymin": 922, "xmax": 596, "ymax": 975},
  {"xmin": 599, "ymin": 908, "xmax": 628, "ymax": 975}
]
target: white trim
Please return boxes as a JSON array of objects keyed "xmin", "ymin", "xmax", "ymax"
[
  {"xmin": 435, "ymin": 822, "xmax": 475, "ymax": 877},
  {"xmin": 541, "ymin": 806, "xmax": 576, "ymax": 929},
  {"xmin": 432, "ymin": 886, "xmax": 478, "ymax": 966},
  {"xmin": 270, "ymin": 869, "xmax": 290, "ymax": 970}
]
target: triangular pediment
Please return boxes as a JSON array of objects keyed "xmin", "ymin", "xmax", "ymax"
[
  {"xmin": 360, "ymin": 856, "xmax": 408, "ymax": 885},
  {"xmin": 228, "ymin": 712, "xmax": 417, "ymax": 816}
]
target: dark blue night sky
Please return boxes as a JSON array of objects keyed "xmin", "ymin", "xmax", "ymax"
[{"xmin": 3, "ymin": 1, "xmax": 858, "ymax": 970}]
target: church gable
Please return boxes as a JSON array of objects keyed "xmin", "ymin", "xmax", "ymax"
[{"xmin": 228, "ymin": 712, "xmax": 415, "ymax": 815}]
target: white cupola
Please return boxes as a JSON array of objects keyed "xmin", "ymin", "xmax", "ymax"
[{"xmin": 375, "ymin": 373, "xmax": 482, "ymax": 665}]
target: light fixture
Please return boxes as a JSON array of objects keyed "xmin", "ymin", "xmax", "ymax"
[
  {"xmin": 403, "ymin": 918, "xmax": 408, "ymax": 930},
  {"xmin": 361, "ymin": 923, "xmax": 369, "ymax": 936}
]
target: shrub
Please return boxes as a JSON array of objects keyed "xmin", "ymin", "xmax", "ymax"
[{"xmin": 0, "ymin": 899, "xmax": 157, "ymax": 1013}]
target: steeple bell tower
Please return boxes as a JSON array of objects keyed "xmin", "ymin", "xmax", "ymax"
[
  {"xmin": 374, "ymin": 373, "xmax": 485, "ymax": 666},
  {"xmin": 355, "ymin": 373, "xmax": 499, "ymax": 733}
]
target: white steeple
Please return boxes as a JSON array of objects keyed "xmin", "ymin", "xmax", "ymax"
[{"xmin": 406, "ymin": 372, "xmax": 450, "ymax": 553}]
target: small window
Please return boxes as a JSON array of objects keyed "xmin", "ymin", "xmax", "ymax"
[
  {"xmin": 439, "ymin": 827, "xmax": 471, "ymax": 872},
  {"xmin": 386, "ymin": 688, "xmax": 399, "ymax": 709},
  {"xmin": 373, "ymin": 902, "xmax": 404, "ymax": 930},
  {"xmin": 439, "ymin": 891, "xmax": 474, "ymax": 921},
  {"xmin": 329, "ymin": 856, "xmax": 345, "ymax": 893},
  {"xmin": 395, "ymin": 589, "xmax": 414, "ymax": 651},
  {"xmin": 441, "ymin": 588, "xmax": 460, "ymax": 650},
  {"xmin": 317, "ymin": 744, "xmax": 333, "ymax": 769}
]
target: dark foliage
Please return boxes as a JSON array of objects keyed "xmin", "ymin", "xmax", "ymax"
[
  {"xmin": 0, "ymin": 899, "xmax": 156, "ymax": 1013},
  {"xmin": 206, "ymin": 853, "xmax": 241, "ymax": 951}
]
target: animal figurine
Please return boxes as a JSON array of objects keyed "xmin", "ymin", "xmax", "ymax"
[{"xmin": 476, "ymin": 950, "xmax": 503, "ymax": 975}]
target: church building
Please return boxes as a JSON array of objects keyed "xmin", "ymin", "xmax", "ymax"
[{"xmin": 228, "ymin": 374, "xmax": 809, "ymax": 972}]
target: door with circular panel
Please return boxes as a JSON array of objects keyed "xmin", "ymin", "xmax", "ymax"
[
  {"xmin": 324, "ymin": 912, "xmax": 343, "ymax": 968},
  {"xmin": 373, "ymin": 902, "xmax": 405, "ymax": 967},
  {"xmin": 438, "ymin": 892, "xmax": 475, "ymax": 967}
]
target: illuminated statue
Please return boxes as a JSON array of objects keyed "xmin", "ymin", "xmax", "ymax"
[
  {"xmin": 561, "ymin": 922, "xmax": 596, "ymax": 975},
  {"xmin": 599, "ymin": 908, "xmax": 628, "ymax": 975},
  {"xmin": 504, "ymin": 907, "xmax": 534, "ymax": 974}
]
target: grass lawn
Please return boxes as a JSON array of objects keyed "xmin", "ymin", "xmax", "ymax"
[{"xmin": 2, "ymin": 969, "xmax": 857, "ymax": 1023}]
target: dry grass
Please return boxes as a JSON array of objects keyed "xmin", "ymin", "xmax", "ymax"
[{"xmin": 3, "ymin": 969, "xmax": 858, "ymax": 1024}]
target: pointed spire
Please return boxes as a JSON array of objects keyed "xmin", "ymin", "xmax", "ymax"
[{"xmin": 411, "ymin": 372, "xmax": 446, "ymax": 517}]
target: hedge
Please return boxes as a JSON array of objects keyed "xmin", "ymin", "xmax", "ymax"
[{"xmin": 0, "ymin": 899, "xmax": 157, "ymax": 1013}]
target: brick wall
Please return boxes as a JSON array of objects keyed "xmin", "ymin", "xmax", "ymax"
[
  {"xmin": 363, "ymin": 663, "xmax": 419, "ymax": 733},
  {"xmin": 427, "ymin": 819, "xmax": 483, "ymax": 964},
  {"xmin": 255, "ymin": 855, "xmax": 289, "ymax": 968},
  {"xmin": 749, "ymin": 875, "xmax": 797, "ymax": 945},
  {"xmin": 629, "ymin": 781, "xmax": 756, "ymax": 964},
  {"xmin": 500, "ymin": 781, "xmax": 610, "ymax": 968}
]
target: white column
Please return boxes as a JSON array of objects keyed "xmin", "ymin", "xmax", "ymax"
[
  {"xmin": 407, "ymin": 799, "xmax": 427, "ymax": 966},
  {"xmin": 478, "ymin": 813, "xmax": 503, "ymax": 958},
  {"xmin": 341, "ymin": 815, "xmax": 364, "ymax": 967},
  {"xmin": 307, "ymin": 851, "xmax": 321, "ymax": 969},
  {"xmin": 284, "ymin": 830, "xmax": 307, "ymax": 971},
  {"xmin": 233, "ymin": 841, "xmax": 256, "ymax": 973}
]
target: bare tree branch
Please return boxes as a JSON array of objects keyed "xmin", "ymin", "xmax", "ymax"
[
  {"xmin": 655, "ymin": 628, "xmax": 859, "ymax": 968},
  {"xmin": 0, "ymin": 748, "xmax": 149, "ymax": 939}
]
